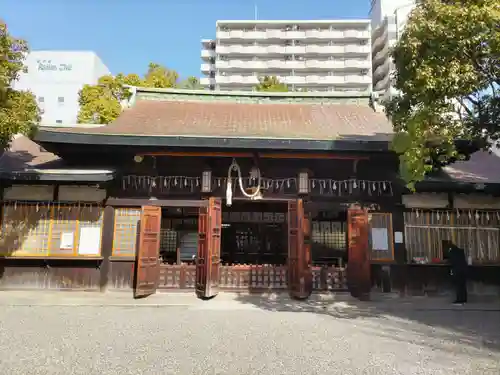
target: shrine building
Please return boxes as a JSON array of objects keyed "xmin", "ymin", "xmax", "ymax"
[{"xmin": 0, "ymin": 88, "xmax": 499, "ymax": 299}]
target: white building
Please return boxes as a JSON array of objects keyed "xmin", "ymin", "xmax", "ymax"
[
  {"xmin": 370, "ymin": 0, "xmax": 416, "ymax": 99},
  {"xmin": 201, "ymin": 20, "xmax": 372, "ymax": 93},
  {"xmin": 13, "ymin": 51, "xmax": 110, "ymax": 125}
]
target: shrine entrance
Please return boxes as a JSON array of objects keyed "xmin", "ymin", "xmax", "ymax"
[
  {"xmin": 133, "ymin": 198, "xmax": 222, "ymax": 300},
  {"xmin": 133, "ymin": 197, "xmax": 314, "ymax": 300},
  {"xmin": 220, "ymin": 201, "xmax": 288, "ymax": 266}
]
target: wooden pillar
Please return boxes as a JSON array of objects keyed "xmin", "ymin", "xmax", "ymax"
[
  {"xmin": 99, "ymin": 205, "xmax": 115, "ymax": 292},
  {"xmin": 347, "ymin": 207, "xmax": 371, "ymax": 300}
]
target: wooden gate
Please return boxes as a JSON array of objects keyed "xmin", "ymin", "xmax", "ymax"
[
  {"xmin": 347, "ymin": 207, "xmax": 370, "ymax": 299},
  {"xmin": 134, "ymin": 206, "xmax": 162, "ymax": 298},
  {"xmin": 195, "ymin": 197, "xmax": 222, "ymax": 299},
  {"xmin": 288, "ymin": 199, "xmax": 312, "ymax": 299}
]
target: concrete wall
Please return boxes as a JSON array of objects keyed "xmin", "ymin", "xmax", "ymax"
[{"xmin": 13, "ymin": 51, "xmax": 111, "ymax": 125}]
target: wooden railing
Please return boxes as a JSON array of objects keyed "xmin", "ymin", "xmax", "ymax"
[{"xmin": 157, "ymin": 264, "xmax": 347, "ymax": 291}]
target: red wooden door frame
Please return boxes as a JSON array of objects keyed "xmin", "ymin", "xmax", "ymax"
[
  {"xmin": 134, "ymin": 206, "xmax": 161, "ymax": 298},
  {"xmin": 288, "ymin": 199, "xmax": 313, "ymax": 300},
  {"xmin": 347, "ymin": 208, "xmax": 371, "ymax": 299},
  {"xmin": 195, "ymin": 197, "xmax": 222, "ymax": 299}
]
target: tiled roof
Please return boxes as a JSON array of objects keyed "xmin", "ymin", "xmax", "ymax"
[
  {"xmin": 0, "ymin": 135, "xmax": 61, "ymax": 172},
  {"xmin": 441, "ymin": 150, "xmax": 500, "ymax": 184},
  {"xmin": 40, "ymin": 96, "xmax": 393, "ymax": 141}
]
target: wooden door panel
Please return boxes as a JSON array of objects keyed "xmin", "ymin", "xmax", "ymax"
[
  {"xmin": 208, "ymin": 197, "xmax": 221, "ymax": 295},
  {"xmin": 196, "ymin": 197, "xmax": 222, "ymax": 299},
  {"xmin": 347, "ymin": 208, "xmax": 370, "ymax": 299},
  {"xmin": 196, "ymin": 204, "xmax": 208, "ymax": 296},
  {"xmin": 288, "ymin": 199, "xmax": 312, "ymax": 299},
  {"xmin": 134, "ymin": 206, "xmax": 161, "ymax": 298}
]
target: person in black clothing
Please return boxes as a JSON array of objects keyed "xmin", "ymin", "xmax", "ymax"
[{"xmin": 442, "ymin": 240, "xmax": 468, "ymax": 304}]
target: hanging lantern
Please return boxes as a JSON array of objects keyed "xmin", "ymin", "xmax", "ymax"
[
  {"xmin": 298, "ymin": 172, "xmax": 309, "ymax": 194},
  {"xmin": 201, "ymin": 170, "xmax": 212, "ymax": 193}
]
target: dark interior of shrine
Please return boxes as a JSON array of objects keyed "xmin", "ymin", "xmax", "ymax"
[
  {"xmin": 156, "ymin": 201, "xmax": 348, "ymax": 266},
  {"xmin": 221, "ymin": 201, "xmax": 288, "ymax": 265}
]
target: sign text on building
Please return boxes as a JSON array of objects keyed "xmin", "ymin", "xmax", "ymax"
[{"xmin": 37, "ymin": 60, "xmax": 73, "ymax": 72}]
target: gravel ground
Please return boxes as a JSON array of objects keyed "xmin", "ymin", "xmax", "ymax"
[{"xmin": 0, "ymin": 303, "xmax": 498, "ymax": 375}]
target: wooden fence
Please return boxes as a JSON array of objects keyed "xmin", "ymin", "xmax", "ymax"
[
  {"xmin": 158, "ymin": 264, "xmax": 347, "ymax": 291},
  {"xmin": 404, "ymin": 210, "xmax": 500, "ymax": 263}
]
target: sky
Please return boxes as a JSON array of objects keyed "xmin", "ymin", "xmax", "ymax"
[{"xmin": 1, "ymin": 0, "xmax": 371, "ymax": 79}]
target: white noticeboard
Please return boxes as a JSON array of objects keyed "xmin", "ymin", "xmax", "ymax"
[
  {"xmin": 371, "ymin": 228, "xmax": 389, "ymax": 251},
  {"xmin": 394, "ymin": 231, "xmax": 404, "ymax": 244},
  {"xmin": 78, "ymin": 227, "xmax": 102, "ymax": 255},
  {"xmin": 60, "ymin": 232, "xmax": 74, "ymax": 250}
]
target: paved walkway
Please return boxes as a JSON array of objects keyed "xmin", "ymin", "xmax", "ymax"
[
  {"xmin": 0, "ymin": 295, "xmax": 499, "ymax": 374},
  {"xmin": 0, "ymin": 290, "xmax": 498, "ymax": 311}
]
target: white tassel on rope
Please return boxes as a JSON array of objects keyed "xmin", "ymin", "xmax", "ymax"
[
  {"xmin": 226, "ymin": 158, "xmax": 262, "ymax": 206},
  {"xmin": 226, "ymin": 178, "xmax": 233, "ymax": 207}
]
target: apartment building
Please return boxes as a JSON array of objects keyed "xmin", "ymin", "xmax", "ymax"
[
  {"xmin": 370, "ymin": 0, "xmax": 416, "ymax": 99},
  {"xmin": 13, "ymin": 50, "xmax": 110, "ymax": 125},
  {"xmin": 201, "ymin": 20, "xmax": 372, "ymax": 92}
]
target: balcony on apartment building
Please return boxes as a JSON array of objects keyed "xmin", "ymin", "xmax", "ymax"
[
  {"xmin": 214, "ymin": 58, "xmax": 371, "ymax": 72},
  {"xmin": 216, "ymin": 27, "xmax": 370, "ymax": 42},
  {"xmin": 201, "ymin": 63, "xmax": 215, "ymax": 73},
  {"xmin": 204, "ymin": 73, "xmax": 372, "ymax": 86},
  {"xmin": 214, "ymin": 43, "xmax": 371, "ymax": 56},
  {"xmin": 201, "ymin": 49, "xmax": 216, "ymax": 59}
]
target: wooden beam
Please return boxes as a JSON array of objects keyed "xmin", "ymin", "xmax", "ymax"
[
  {"xmin": 138, "ymin": 151, "xmax": 368, "ymax": 160},
  {"xmin": 258, "ymin": 153, "xmax": 368, "ymax": 160},
  {"xmin": 230, "ymin": 197, "xmax": 294, "ymax": 202},
  {"xmin": 139, "ymin": 152, "xmax": 253, "ymax": 157},
  {"xmin": 106, "ymin": 198, "xmax": 208, "ymax": 207}
]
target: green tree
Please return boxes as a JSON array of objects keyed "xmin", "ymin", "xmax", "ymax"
[
  {"xmin": 254, "ymin": 76, "xmax": 289, "ymax": 92},
  {"xmin": 77, "ymin": 73, "xmax": 143, "ymax": 124},
  {"xmin": 0, "ymin": 20, "xmax": 40, "ymax": 149},
  {"xmin": 143, "ymin": 63, "xmax": 179, "ymax": 88},
  {"xmin": 178, "ymin": 76, "xmax": 202, "ymax": 90},
  {"xmin": 386, "ymin": 0, "xmax": 499, "ymax": 188},
  {"xmin": 77, "ymin": 63, "xmax": 179, "ymax": 124}
]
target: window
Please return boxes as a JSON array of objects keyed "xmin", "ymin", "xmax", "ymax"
[
  {"xmin": 57, "ymin": 96, "xmax": 64, "ymax": 104},
  {"xmin": 38, "ymin": 97, "xmax": 45, "ymax": 103},
  {"xmin": 112, "ymin": 208, "xmax": 141, "ymax": 256},
  {"xmin": 55, "ymin": 120, "xmax": 63, "ymax": 124},
  {"xmin": 0, "ymin": 204, "xmax": 103, "ymax": 257}
]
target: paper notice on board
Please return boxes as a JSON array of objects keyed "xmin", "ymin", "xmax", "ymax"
[
  {"xmin": 371, "ymin": 228, "xmax": 389, "ymax": 251},
  {"xmin": 60, "ymin": 232, "xmax": 74, "ymax": 250},
  {"xmin": 78, "ymin": 227, "xmax": 102, "ymax": 255},
  {"xmin": 394, "ymin": 231, "xmax": 404, "ymax": 244}
]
